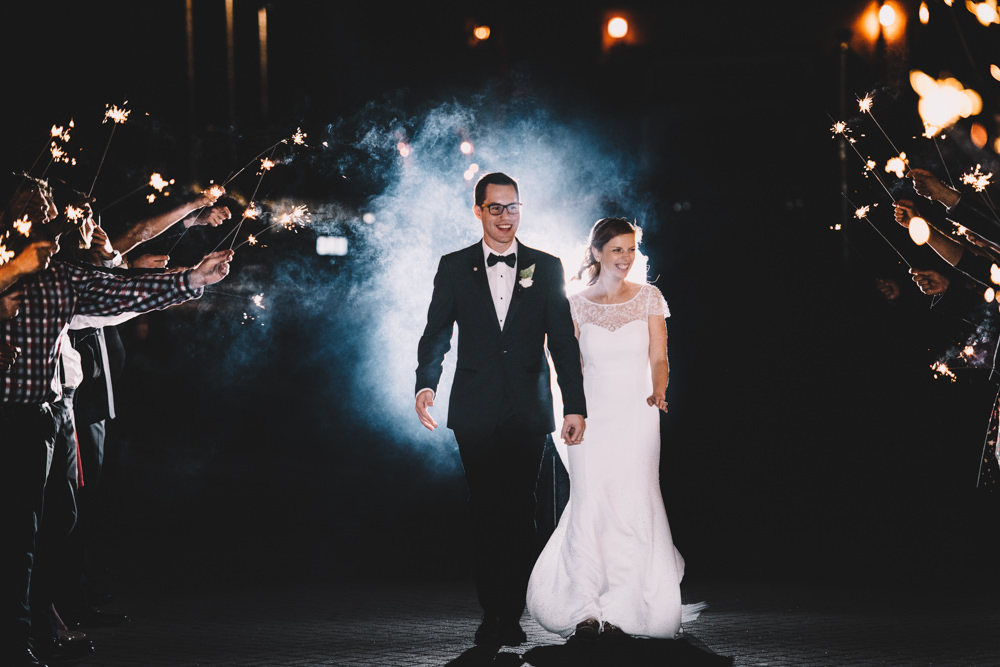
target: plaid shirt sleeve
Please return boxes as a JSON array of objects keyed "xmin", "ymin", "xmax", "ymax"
[
  {"xmin": 1, "ymin": 261, "xmax": 203, "ymax": 404},
  {"xmin": 67, "ymin": 261, "xmax": 203, "ymax": 317}
]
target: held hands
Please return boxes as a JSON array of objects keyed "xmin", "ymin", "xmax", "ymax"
[
  {"xmin": 415, "ymin": 389, "xmax": 437, "ymax": 431},
  {"xmin": 909, "ymin": 268, "xmax": 950, "ymax": 296},
  {"xmin": 187, "ymin": 250, "xmax": 234, "ymax": 288},
  {"xmin": 561, "ymin": 414, "xmax": 586, "ymax": 445}
]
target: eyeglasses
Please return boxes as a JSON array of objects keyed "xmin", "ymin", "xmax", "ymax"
[{"xmin": 480, "ymin": 202, "xmax": 521, "ymax": 215}]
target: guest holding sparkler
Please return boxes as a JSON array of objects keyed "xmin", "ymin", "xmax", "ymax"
[
  {"xmin": 415, "ymin": 172, "xmax": 587, "ymax": 647},
  {"xmin": 526, "ymin": 217, "xmax": 703, "ymax": 642},
  {"xmin": 907, "ymin": 168, "xmax": 1000, "ymax": 247},
  {"xmin": 894, "ymin": 197, "xmax": 1000, "ymax": 490},
  {"xmin": 0, "ymin": 177, "xmax": 235, "ymax": 667}
]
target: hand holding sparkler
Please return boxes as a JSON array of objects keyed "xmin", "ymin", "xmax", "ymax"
[
  {"xmin": 909, "ymin": 268, "xmax": 950, "ymax": 296},
  {"xmin": 183, "ymin": 204, "xmax": 231, "ymax": 229},
  {"xmin": 88, "ymin": 225, "xmax": 117, "ymax": 261},
  {"xmin": 187, "ymin": 250, "xmax": 235, "ymax": 289},
  {"xmin": 0, "ymin": 241, "xmax": 58, "ymax": 289},
  {"xmin": 907, "ymin": 169, "xmax": 960, "ymax": 208},
  {"xmin": 130, "ymin": 254, "xmax": 170, "ymax": 270}
]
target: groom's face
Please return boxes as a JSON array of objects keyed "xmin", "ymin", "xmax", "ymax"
[{"xmin": 475, "ymin": 184, "xmax": 520, "ymax": 253}]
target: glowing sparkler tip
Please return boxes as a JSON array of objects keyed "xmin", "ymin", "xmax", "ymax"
[
  {"xmin": 247, "ymin": 234, "xmax": 258, "ymax": 246},
  {"xmin": 291, "ymin": 128, "xmax": 307, "ymax": 146},
  {"xmin": 859, "ymin": 94, "xmax": 874, "ymax": 113},
  {"xmin": 103, "ymin": 103, "xmax": 130, "ymax": 124},
  {"xmin": 252, "ymin": 294, "xmax": 265, "ymax": 309},
  {"xmin": 961, "ymin": 164, "xmax": 993, "ymax": 192},
  {"xmin": 855, "ymin": 205, "xmax": 871, "ymax": 219},
  {"xmin": 0, "ymin": 243, "xmax": 14, "ymax": 265},
  {"xmin": 831, "ymin": 121, "xmax": 848, "ymax": 136},
  {"xmin": 13, "ymin": 217, "xmax": 32, "ymax": 236},
  {"xmin": 260, "ymin": 158, "xmax": 276, "ymax": 172}
]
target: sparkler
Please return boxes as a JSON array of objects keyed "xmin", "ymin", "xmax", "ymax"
[
  {"xmin": 962, "ymin": 164, "xmax": 993, "ymax": 192},
  {"xmin": 0, "ymin": 243, "xmax": 13, "ymax": 265},
  {"xmin": 88, "ymin": 102, "xmax": 130, "ymax": 197},
  {"xmin": 842, "ymin": 194, "xmax": 913, "ymax": 269},
  {"xmin": 831, "ymin": 120, "xmax": 896, "ymax": 199},
  {"xmin": 12, "ymin": 217, "xmax": 32, "ymax": 237},
  {"xmin": 232, "ymin": 203, "xmax": 311, "ymax": 250},
  {"xmin": 857, "ymin": 94, "xmax": 908, "ymax": 166},
  {"xmin": 930, "ymin": 361, "xmax": 958, "ymax": 382}
]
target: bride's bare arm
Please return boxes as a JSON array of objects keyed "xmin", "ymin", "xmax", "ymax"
[{"xmin": 646, "ymin": 315, "xmax": 669, "ymax": 412}]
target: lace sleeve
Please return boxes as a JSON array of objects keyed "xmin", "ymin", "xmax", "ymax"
[
  {"xmin": 568, "ymin": 293, "xmax": 581, "ymax": 325},
  {"xmin": 644, "ymin": 284, "xmax": 670, "ymax": 318}
]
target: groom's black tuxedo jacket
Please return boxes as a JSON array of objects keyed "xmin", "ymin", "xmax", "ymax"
[{"xmin": 416, "ymin": 240, "xmax": 586, "ymax": 438}]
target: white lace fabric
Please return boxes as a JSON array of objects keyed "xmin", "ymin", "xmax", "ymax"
[{"xmin": 570, "ymin": 283, "xmax": 669, "ymax": 332}]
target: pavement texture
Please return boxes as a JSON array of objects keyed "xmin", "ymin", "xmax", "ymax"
[{"xmin": 50, "ymin": 574, "xmax": 1000, "ymax": 667}]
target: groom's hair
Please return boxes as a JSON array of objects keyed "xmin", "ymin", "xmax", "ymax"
[{"xmin": 474, "ymin": 172, "xmax": 519, "ymax": 206}]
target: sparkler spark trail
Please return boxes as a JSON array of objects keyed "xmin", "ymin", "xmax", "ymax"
[
  {"xmin": 831, "ymin": 118, "xmax": 895, "ymax": 199},
  {"xmin": 962, "ymin": 164, "xmax": 994, "ymax": 192},
  {"xmin": 930, "ymin": 361, "xmax": 958, "ymax": 382},
  {"xmin": 13, "ymin": 217, "xmax": 32, "ymax": 236},
  {"xmin": 88, "ymin": 102, "xmax": 130, "ymax": 197},
  {"xmin": 843, "ymin": 194, "xmax": 913, "ymax": 269},
  {"xmin": 857, "ymin": 93, "xmax": 907, "ymax": 160}
]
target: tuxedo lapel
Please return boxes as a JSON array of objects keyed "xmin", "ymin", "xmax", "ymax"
[
  {"xmin": 463, "ymin": 244, "xmax": 501, "ymax": 335},
  {"xmin": 503, "ymin": 242, "xmax": 533, "ymax": 334}
]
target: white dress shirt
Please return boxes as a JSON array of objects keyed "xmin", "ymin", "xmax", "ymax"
[{"xmin": 482, "ymin": 238, "xmax": 518, "ymax": 331}]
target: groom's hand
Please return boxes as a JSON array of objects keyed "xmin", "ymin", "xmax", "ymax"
[
  {"xmin": 415, "ymin": 389, "xmax": 438, "ymax": 431},
  {"xmin": 561, "ymin": 414, "xmax": 585, "ymax": 445}
]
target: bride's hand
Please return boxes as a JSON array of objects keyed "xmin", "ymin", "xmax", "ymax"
[{"xmin": 647, "ymin": 394, "xmax": 668, "ymax": 413}]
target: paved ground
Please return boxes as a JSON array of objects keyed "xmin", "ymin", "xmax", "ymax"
[{"xmin": 51, "ymin": 573, "xmax": 1000, "ymax": 667}]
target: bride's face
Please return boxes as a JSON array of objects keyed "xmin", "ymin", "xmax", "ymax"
[{"xmin": 593, "ymin": 233, "xmax": 636, "ymax": 280}]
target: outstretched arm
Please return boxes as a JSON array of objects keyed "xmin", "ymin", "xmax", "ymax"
[{"xmin": 110, "ymin": 189, "xmax": 229, "ymax": 255}]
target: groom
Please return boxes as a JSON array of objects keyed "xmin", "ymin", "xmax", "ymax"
[{"xmin": 415, "ymin": 172, "xmax": 587, "ymax": 646}]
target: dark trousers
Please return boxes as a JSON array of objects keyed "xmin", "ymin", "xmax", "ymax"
[
  {"xmin": 30, "ymin": 394, "xmax": 79, "ymax": 641},
  {"xmin": 0, "ymin": 402, "xmax": 56, "ymax": 655},
  {"xmin": 455, "ymin": 417, "xmax": 547, "ymax": 622}
]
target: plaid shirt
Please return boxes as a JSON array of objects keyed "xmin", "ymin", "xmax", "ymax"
[{"xmin": 1, "ymin": 260, "xmax": 202, "ymax": 404}]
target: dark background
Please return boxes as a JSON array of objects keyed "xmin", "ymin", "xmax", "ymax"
[{"xmin": 3, "ymin": 0, "xmax": 1000, "ymax": 595}]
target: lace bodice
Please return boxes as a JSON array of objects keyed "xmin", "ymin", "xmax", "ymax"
[{"xmin": 569, "ymin": 283, "xmax": 669, "ymax": 332}]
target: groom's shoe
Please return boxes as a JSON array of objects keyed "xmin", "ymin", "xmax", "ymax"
[
  {"xmin": 497, "ymin": 618, "xmax": 527, "ymax": 647},
  {"xmin": 474, "ymin": 615, "xmax": 500, "ymax": 645}
]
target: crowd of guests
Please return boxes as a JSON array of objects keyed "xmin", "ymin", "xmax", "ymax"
[
  {"xmin": 0, "ymin": 174, "xmax": 235, "ymax": 667},
  {"xmin": 886, "ymin": 164, "xmax": 1000, "ymax": 490}
]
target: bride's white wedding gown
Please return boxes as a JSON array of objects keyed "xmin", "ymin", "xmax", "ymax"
[{"xmin": 527, "ymin": 283, "xmax": 700, "ymax": 639}]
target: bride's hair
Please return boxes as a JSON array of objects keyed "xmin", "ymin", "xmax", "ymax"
[{"xmin": 576, "ymin": 217, "xmax": 642, "ymax": 286}]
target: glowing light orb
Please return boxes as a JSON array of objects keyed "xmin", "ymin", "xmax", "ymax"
[
  {"xmin": 362, "ymin": 212, "xmax": 376, "ymax": 224},
  {"xmin": 968, "ymin": 0, "xmax": 1000, "ymax": 25},
  {"xmin": 986, "ymin": 287, "xmax": 996, "ymax": 302},
  {"xmin": 908, "ymin": 216, "xmax": 930, "ymax": 245},
  {"xmin": 607, "ymin": 17, "xmax": 628, "ymax": 39},
  {"xmin": 460, "ymin": 141, "xmax": 474, "ymax": 155},
  {"xmin": 397, "ymin": 142, "xmax": 411, "ymax": 158},
  {"xmin": 991, "ymin": 263, "xmax": 1000, "ymax": 285},
  {"xmin": 473, "ymin": 25, "xmax": 490, "ymax": 40},
  {"xmin": 879, "ymin": 3, "xmax": 897, "ymax": 26},
  {"xmin": 920, "ymin": 1, "xmax": 930, "ymax": 22},
  {"xmin": 910, "ymin": 70, "xmax": 982, "ymax": 137},
  {"xmin": 971, "ymin": 123, "xmax": 989, "ymax": 149}
]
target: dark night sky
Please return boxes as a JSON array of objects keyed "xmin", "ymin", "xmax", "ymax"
[{"xmin": 3, "ymin": 1, "xmax": 1000, "ymax": 589}]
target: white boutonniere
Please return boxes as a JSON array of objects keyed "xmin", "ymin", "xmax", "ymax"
[{"xmin": 519, "ymin": 264, "xmax": 535, "ymax": 289}]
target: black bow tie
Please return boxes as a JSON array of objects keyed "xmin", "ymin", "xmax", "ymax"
[{"xmin": 487, "ymin": 253, "xmax": 516, "ymax": 268}]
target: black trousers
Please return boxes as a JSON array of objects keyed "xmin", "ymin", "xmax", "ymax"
[
  {"xmin": 455, "ymin": 417, "xmax": 547, "ymax": 622},
  {"xmin": 0, "ymin": 402, "xmax": 56, "ymax": 656}
]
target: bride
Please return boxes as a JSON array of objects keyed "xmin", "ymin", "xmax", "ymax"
[{"xmin": 526, "ymin": 217, "xmax": 701, "ymax": 641}]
